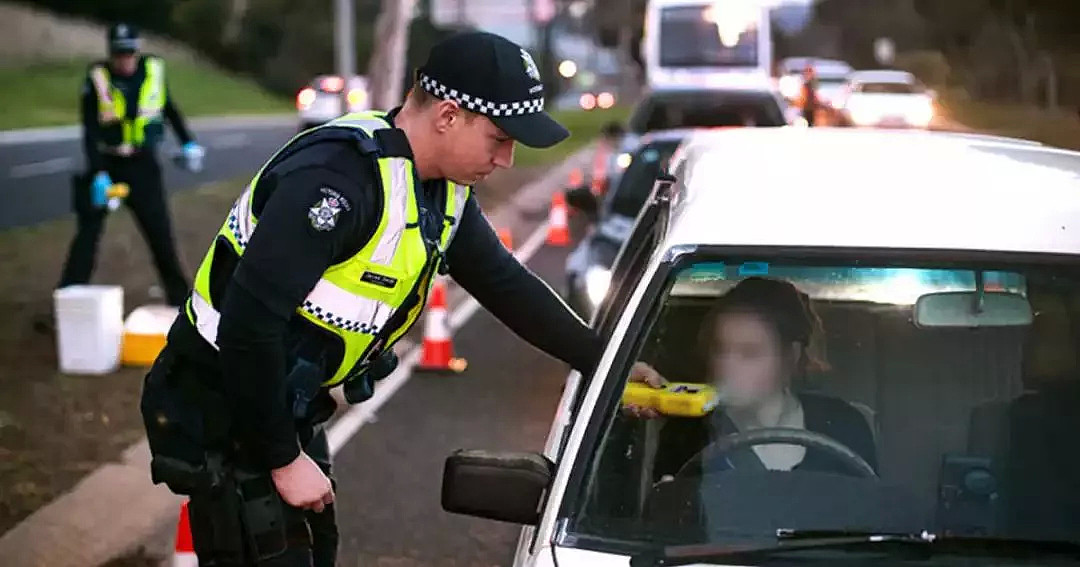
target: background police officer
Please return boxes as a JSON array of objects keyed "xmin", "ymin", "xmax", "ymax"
[
  {"xmin": 140, "ymin": 31, "xmax": 602, "ymax": 566},
  {"xmin": 59, "ymin": 22, "xmax": 204, "ymax": 307}
]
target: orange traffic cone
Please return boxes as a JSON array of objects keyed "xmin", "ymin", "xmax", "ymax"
[
  {"xmin": 172, "ymin": 500, "xmax": 197, "ymax": 567},
  {"xmin": 547, "ymin": 192, "xmax": 571, "ymax": 247},
  {"xmin": 418, "ymin": 278, "xmax": 467, "ymax": 373},
  {"xmin": 497, "ymin": 227, "xmax": 513, "ymax": 250}
]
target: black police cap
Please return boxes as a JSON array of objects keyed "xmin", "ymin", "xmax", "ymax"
[
  {"xmin": 107, "ymin": 22, "xmax": 140, "ymax": 54},
  {"xmin": 415, "ymin": 31, "xmax": 569, "ymax": 149}
]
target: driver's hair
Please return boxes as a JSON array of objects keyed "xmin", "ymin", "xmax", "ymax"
[{"xmin": 697, "ymin": 276, "xmax": 831, "ymax": 378}]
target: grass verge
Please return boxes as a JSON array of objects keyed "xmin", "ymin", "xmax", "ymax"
[
  {"xmin": 939, "ymin": 96, "xmax": 1080, "ymax": 152},
  {"xmin": 0, "ymin": 58, "xmax": 291, "ymax": 131}
]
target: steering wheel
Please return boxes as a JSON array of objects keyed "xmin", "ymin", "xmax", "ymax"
[{"xmin": 674, "ymin": 427, "xmax": 878, "ymax": 480}]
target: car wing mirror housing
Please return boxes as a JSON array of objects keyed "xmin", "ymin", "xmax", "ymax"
[{"xmin": 441, "ymin": 449, "xmax": 555, "ymax": 525}]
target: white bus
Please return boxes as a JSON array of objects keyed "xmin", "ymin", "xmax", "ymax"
[{"xmin": 642, "ymin": 0, "xmax": 774, "ymax": 89}]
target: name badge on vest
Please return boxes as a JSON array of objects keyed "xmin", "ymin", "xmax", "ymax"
[{"xmin": 361, "ymin": 271, "xmax": 398, "ymax": 288}]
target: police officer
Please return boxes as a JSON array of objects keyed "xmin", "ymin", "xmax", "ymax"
[
  {"xmin": 59, "ymin": 22, "xmax": 204, "ymax": 307},
  {"xmin": 140, "ymin": 31, "xmax": 602, "ymax": 566}
]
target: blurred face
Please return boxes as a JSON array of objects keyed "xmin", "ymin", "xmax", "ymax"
[
  {"xmin": 707, "ymin": 310, "xmax": 796, "ymax": 409},
  {"xmin": 110, "ymin": 52, "xmax": 137, "ymax": 76},
  {"xmin": 439, "ymin": 108, "xmax": 515, "ymax": 185}
]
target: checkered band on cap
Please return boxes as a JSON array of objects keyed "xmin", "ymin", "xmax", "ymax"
[{"xmin": 418, "ymin": 73, "xmax": 544, "ymax": 117}]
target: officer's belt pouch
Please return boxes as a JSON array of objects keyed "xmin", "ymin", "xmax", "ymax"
[{"xmin": 141, "ymin": 350, "xmax": 230, "ymax": 495}]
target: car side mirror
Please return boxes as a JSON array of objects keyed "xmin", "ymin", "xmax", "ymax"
[
  {"xmin": 565, "ymin": 186, "xmax": 600, "ymax": 222},
  {"xmin": 441, "ymin": 450, "xmax": 555, "ymax": 525}
]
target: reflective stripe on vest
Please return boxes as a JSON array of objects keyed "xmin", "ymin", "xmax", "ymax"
[
  {"xmin": 89, "ymin": 57, "xmax": 166, "ymax": 153},
  {"xmin": 186, "ymin": 111, "xmax": 471, "ymax": 386}
]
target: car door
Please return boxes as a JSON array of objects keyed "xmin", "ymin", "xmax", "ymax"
[{"xmin": 512, "ymin": 179, "xmax": 672, "ymax": 566}]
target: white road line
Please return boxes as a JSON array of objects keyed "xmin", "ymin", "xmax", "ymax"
[
  {"xmin": 9, "ymin": 156, "xmax": 76, "ymax": 179},
  {"xmin": 327, "ymin": 220, "xmax": 552, "ymax": 456}
]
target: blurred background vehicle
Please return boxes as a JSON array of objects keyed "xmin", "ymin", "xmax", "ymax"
[
  {"xmin": 296, "ymin": 74, "xmax": 371, "ymax": 131},
  {"xmin": 562, "ymin": 128, "xmax": 689, "ymax": 318},
  {"xmin": 834, "ymin": 70, "xmax": 936, "ymax": 129}
]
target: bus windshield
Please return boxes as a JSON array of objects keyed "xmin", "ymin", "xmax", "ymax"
[{"xmin": 659, "ymin": 5, "xmax": 759, "ymax": 68}]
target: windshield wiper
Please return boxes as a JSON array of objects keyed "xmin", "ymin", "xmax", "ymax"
[{"xmin": 629, "ymin": 528, "xmax": 1080, "ymax": 566}]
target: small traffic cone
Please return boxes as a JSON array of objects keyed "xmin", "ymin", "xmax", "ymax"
[
  {"xmin": 172, "ymin": 500, "xmax": 197, "ymax": 567},
  {"xmin": 497, "ymin": 227, "xmax": 514, "ymax": 250},
  {"xmin": 546, "ymin": 192, "xmax": 571, "ymax": 247},
  {"xmin": 418, "ymin": 278, "xmax": 467, "ymax": 373}
]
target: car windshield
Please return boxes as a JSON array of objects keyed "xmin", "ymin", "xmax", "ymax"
[
  {"xmin": 629, "ymin": 93, "xmax": 786, "ymax": 133},
  {"xmin": 606, "ymin": 140, "xmax": 682, "ymax": 218},
  {"xmin": 659, "ymin": 5, "xmax": 759, "ymax": 67},
  {"xmin": 570, "ymin": 251, "xmax": 1080, "ymax": 562},
  {"xmin": 858, "ymin": 81, "xmax": 922, "ymax": 94}
]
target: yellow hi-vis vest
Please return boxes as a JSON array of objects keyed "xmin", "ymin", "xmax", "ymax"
[
  {"xmin": 185, "ymin": 111, "xmax": 471, "ymax": 387},
  {"xmin": 88, "ymin": 56, "xmax": 166, "ymax": 156}
]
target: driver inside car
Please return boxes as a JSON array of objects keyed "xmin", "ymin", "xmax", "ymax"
[{"xmin": 626, "ymin": 277, "xmax": 879, "ymax": 478}]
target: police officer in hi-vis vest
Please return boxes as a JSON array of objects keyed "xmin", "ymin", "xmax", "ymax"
[
  {"xmin": 59, "ymin": 22, "xmax": 204, "ymax": 307},
  {"xmin": 140, "ymin": 31, "xmax": 603, "ymax": 565}
]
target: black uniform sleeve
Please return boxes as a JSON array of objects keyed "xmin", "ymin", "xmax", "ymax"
[
  {"xmin": 216, "ymin": 146, "xmax": 379, "ymax": 470},
  {"xmin": 216, "ymin": 283, "xmax": 300, "ymax": 469},
  {"xmin": 163, "ymin": 82, "xmax": 193, "ymax": 145},
  {"xmin": 446, "ymin": 196, "xmax": 604, "ymax": 375},
  {"xmin": 80, "ymin": 74, "xmax": 106, "ymax": 174}
]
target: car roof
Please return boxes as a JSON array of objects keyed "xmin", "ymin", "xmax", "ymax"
[
  {"xmin": 663, "ymin": 127, "xmax": 1080, "ymax": 256},
  {"xmin": 848, "ymin": 70, "xmax": 916, "ymax": 84}
]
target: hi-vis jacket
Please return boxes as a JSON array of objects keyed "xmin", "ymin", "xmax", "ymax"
[
  {"xmin": 87, "ymin": 56, "xmax": 166, "ymax": 156},
  {"xmin": 185, "ymin": 111, "xmax": 471, "ymax": 386}
]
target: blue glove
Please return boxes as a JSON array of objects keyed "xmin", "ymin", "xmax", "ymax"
[
  {"xmin": 90, "ymin": 171, "xmax": 112, "ymax": 208},
  {"xmin": 181, "ymin": 142, "xmax": 205, "ymax": 172}
]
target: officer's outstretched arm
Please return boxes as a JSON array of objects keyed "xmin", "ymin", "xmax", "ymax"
[
  {"xmin": 447, "ymin": 197, "xmax": 602, "ymax": 375},
  {"xmin": 215, "ymin": 160, "xmax": 370, "ymax": 471},
  {"xmin": 162, "ymin": 83, "xmax": 194, "ymax": 146}
]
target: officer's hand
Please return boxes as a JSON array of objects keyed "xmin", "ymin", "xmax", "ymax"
[
  {"xmin": 270, "ymin": 451, "xmax": 334, "ymax": 513},
  {"xmin": 623, "ymin": 361, "xmax": 667, "ymax": 420}
]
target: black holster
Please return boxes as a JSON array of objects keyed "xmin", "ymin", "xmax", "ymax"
[{"xmin": 186, "ymin": 454, "xmax": 312, "ymax": 565}]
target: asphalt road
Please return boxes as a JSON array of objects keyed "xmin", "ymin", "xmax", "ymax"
[
  {"xmin": 0, "ymin": 120, "xmax": 298, "ymax": 230},
  {"xmin": 321, "ymin": 184, "xmax": 580, "ymax": 566}
]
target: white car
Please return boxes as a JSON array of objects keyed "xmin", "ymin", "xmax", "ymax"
[
  {"xmin": 441, "ymin": 127, "xmax": 1080, "ymax": 566},
  {"xmin": 835, "ymin": 70, "xmax": 936, "ymax": 129},
  {"xmin": 296, "ymin": 74, "xmax": 370, "ymax": 131}
]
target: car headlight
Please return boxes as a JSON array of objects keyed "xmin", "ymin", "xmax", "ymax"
[{"xmin": 584, "ymin": 267, "xmax": 612, "ymax": 306}]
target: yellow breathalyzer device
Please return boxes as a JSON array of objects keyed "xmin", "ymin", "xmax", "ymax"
[{"xmin": 622, "ymin": 381, "xmax": 719, "ymax": 417}]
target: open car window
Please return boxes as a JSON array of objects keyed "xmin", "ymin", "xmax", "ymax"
[{"xmin": 568, "ymin": 251, "xmax": 1080, "ymax": 561}]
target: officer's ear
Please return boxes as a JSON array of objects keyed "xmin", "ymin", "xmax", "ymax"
[{"xmin": 433, "ymin": 99, "xmax": 463, "ymax": 134}]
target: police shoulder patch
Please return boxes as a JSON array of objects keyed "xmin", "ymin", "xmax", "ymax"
[{"xmin": 308, "ymin": 193, "xmax": 344, "ymax": 232}]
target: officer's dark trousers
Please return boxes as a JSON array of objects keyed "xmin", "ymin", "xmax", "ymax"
[
  {"xmin": 59, "ymin": 152, "xmax": 189, "ymax": 305},
  {"xmin": 143, "ymin": 349, "xmax": 339, "ymax": 567}
]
